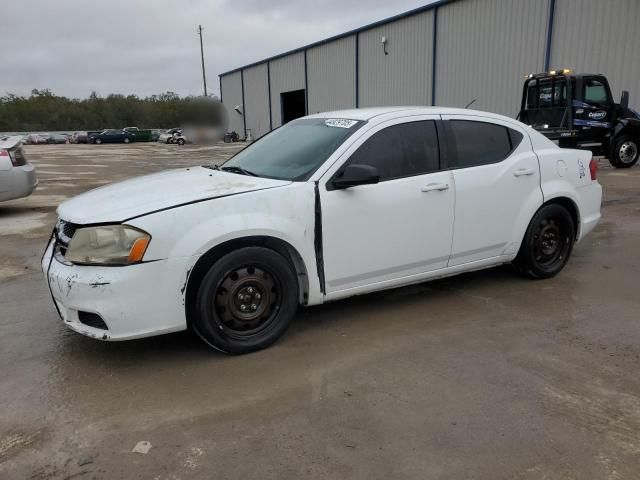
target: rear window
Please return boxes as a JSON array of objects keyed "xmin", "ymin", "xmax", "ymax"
[
  {"xmin": 526, "ymin": 78, "xmax": 574, "ymax": 109},
  {"xmin": 447, "ymin": 120, "xmax": 523, "ymax": 168}
]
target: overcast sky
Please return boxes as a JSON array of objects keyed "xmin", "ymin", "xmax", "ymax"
[{"xmin": 1, "ymin": 0, "xmax": 435, "ymax": 99}]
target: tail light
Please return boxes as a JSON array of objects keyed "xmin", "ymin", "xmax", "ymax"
[{"xmin": 589, "ymin": 157, "xmax": 597, "ymax": 181}]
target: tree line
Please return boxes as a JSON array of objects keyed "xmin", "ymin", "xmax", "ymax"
[{"xmin": 0, "ymin": 89, "xmax": 226, "ymax": 132}]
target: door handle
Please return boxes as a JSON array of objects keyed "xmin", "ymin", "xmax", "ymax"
[
  {"xmin": 514, "ymin": 168, "xmax": 535, "ymax": 177},
  {"xmin": 421, "ymin": 182, "xmax": 449, "ymax": 192}
]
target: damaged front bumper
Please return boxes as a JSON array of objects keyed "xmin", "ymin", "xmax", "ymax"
[{"xmin": 42, "ymin": 237, "xmax": 188, "ymax": 341}]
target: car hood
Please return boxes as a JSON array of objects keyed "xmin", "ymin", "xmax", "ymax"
[{"xmin": 57, "ymin": 166, "xmax": 291, "ymax": 224}]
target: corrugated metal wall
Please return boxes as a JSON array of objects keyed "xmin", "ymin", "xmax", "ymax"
[
  {"xmin": 435, "ymin": 0, "xmax": 549, "ymax": 116},
  {"xmin": 220, "ymin": 71, "xmax": 244, "ymax": 136},
  {"xmin": 221, "ymin": 0, "xmax": 640, "ymax": 134},
  {"xmin": 307, "ymin": 36, "xmax": 356, "ymax": 114},
  {"xmin": 243, "ymin": 63, "xmax": 271, "ymax": 139},
  {"xmin": 358, "ymin": 10, "xmax": 434, "ymax": 107},
  {"xmin": 551, "ymin": 0, "xmax": 640, "ymax": 109},
  {"xmin": 269, "ymin": 52, "xmax": 306, "ymax": 128}
]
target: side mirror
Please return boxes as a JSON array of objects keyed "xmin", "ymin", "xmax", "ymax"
[
  {"xmin": 621, "ymin": 90, "xmax": 629, "ymax": 109},
  {"xmin": 331, "ymin": 164, "xmax": 380, "ymax": 189}
]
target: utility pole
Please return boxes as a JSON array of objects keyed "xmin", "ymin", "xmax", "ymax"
[{"xmin": 197, "ymin": 24, "xmax": 208, "ymax": 96}]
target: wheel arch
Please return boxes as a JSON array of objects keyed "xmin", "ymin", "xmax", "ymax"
[
  {"xmin": 184, "ymin": 235, "xmax": 310, "ymax": 328},
  {"xmin": 536, "ymin": 196, "xmax": 580, "ymax": 240}
]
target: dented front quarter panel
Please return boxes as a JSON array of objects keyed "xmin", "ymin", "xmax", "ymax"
[{"xmin": 128, "ymin": 181, "xmax": 322, "ymax": 307}]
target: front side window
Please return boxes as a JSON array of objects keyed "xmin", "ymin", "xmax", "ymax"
[
  {"xmin": 447, "ymin": 120, "xmax": 523, "ymax": 168},
  {"xmin": 342, "ymin": 120, "xmax": 440, "ymax": 182},
  {"xmin": 583, "ymin": 79, "xmax": 609, "ymax": 104},
  {"xmin": 223, "ymin": 118, "xmax": 364, "ymax": 181}
]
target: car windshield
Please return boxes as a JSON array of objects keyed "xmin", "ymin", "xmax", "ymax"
[{"xmin": 221, "ymin": 118, "xmax": 364, "ymax": 181}]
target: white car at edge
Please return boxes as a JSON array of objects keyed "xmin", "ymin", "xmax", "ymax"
[
  {"xmin": 42, "ymin": 107, "xmax": 602, "ymax": 354},
  {"xmin": 1, "ymin": 136, "xmax": 38, "ymax": 202}
]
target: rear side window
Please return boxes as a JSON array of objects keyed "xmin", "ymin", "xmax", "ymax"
[
  {"xmin": 446, "ymin": 120, "xmax": 523, "ymax": 168},
  {"xmin": 344, "ymin": 120, "xmax": 439, "ymax": 181}
]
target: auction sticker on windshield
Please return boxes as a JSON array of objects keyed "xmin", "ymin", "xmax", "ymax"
[{"xmin": 325, "ymin": 119, "xmax": 358, "ymax": 129}]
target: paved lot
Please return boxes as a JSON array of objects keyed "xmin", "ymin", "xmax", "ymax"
[{"xmin": 1, "ymin": 144, "xmax": 639, "ymax": 479}]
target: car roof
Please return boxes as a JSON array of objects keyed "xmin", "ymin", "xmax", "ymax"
[{"xmin": 305, "ymin": 106, "xmax": 519, "ymax": 124}]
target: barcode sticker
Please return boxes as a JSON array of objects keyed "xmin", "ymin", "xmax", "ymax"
[{"xmin": 325, "ymin": 119, "xmax": 358, "ymax": 129}]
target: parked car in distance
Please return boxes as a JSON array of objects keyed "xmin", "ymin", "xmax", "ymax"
[
  {"xmin": 24, "ymin": 133, "xmax": 49, "ymax": 145},
  {"xmin": 46, "ymin": 133, "xmax": 69, "ymax": 144},
  {"xmin": 88, "ymin": 129, "xmax": 135, "ymax": 144},
  {"xmin": 1, "ymin": 136, "xmax": 38, "ymax": 201},
  {"xmin": 43, "ymin": 107, "xmax": 602, "ymax": 354},
  {"xmin": 150, "ymin": 129, "xmax": 162, "ymax": 142},
  {"xmin": 123, "ymin": 127, "xmax": 153, "ymax": 142},
  {"xmin": 71, "ymin": 131, "xmax": 89, "ymax": 144},
  {"xmin": 170, "ymin": 131, "xmax": 188, "ymax": 145},
  {"xmin": 158, "ymin": 128, "xmax": 182, "ymax": 144}
]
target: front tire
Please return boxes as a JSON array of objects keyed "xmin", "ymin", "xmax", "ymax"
[
  {"xmin": 95, "ymin": 138, "xmax": 102, "ymax": 144},
  {"xmin": 610, "ymin": 136, "xmax": 639, "ymax": 168},
  {"xmin": 514, "ymin": 204, "xmax": 575, "ymax": 279},
  {"xmin": 123, "ymin": 137, "xmax": 131, "ymax": 144},
  {"xmin": 177, "ymin": 138, "xmax": 185, "ymax": 145},
  {"xmin": 193, "ymin": 247, "xmax": 299, "ymax": 354}
]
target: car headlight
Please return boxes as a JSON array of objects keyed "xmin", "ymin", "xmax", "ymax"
[{"xmin": 65, "ymin": 225, "xmax": 151, "ymax": 266}]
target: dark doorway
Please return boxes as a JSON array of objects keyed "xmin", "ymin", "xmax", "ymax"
[{"xmin": 281, "ymin": 89, "xmax": 306, "ymax": 124}]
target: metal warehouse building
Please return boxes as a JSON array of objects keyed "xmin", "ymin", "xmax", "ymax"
[{"xmin": 219, "ymin": 0, "xmax": 640, "ymax": 140}]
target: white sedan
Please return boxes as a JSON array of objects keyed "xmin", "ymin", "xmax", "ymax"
[
  {"xmin": 0, "ymin": 136, "xmax": 38, "ymax": 202},
  {"xmin": 42, "ymin": 107, "xmax": 602, "ymax": 353}
]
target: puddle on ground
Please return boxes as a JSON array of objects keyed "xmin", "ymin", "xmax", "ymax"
[
  {"xmin": 0, "ymin": 265, "xmax": 29, "ymax": 280},
  {"xmin": 0, "ymin": 211, "xmax": 49, "ymax": 235}
]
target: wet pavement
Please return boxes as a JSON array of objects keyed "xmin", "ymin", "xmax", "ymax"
[{"xmin": 1, "ymin": 144, "xmax": 639, "ymax": 479}]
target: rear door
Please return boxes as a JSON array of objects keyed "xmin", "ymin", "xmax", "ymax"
[{"xmin": 441, "ymin": 115, "xmax": 543, "ymax": 266}]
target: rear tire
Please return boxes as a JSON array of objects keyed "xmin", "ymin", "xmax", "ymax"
[
  {"xmin": 513, "ymin": 204, "xmax": 575, "ymax": 279},
  {"xmin": 123, "ymin": 137, "xmax": 130, "ymax": 144},
  {"xmin": 177, "ymin": 138, "xmax": 185, "ymax": 145},
  {"xmin": 193, "ymin": 247, "xmax": 299, "ymax": 354},
  {"xmin": 609, "ymin": 136, "xmax": 639, "ymax": 168}
]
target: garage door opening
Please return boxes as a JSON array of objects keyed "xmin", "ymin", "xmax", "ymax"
[{"xmin": 281, "ymin": 89, "xmax": 306, "ymax": 124}]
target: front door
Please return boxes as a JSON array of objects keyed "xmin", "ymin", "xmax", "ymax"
[{"xmin": 319, "ymin": 117, "xmax": 455, "ymax": 295}]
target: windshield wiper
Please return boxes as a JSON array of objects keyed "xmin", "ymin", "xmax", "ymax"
[
  {"xmin": 202, "ymin": 164, "xmax": 221, "ymax": 170},
  {"xmin": 221, "ymin": 165, "xmax": 258, "ymax": 177}
]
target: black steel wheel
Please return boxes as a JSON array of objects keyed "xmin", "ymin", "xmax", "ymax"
[
  {"xmin": 177, "ymin": 138, "xmax": 185, "ymax": 145},
  {"xmin": 610, "ymin": 136, "xmax": 639, "ymax": 168},
  {"xmin": 194, "ymin": 247, "xmax": 298, "ymax": 354},
  {"xmin": 514, "ymin": 204, "xmax": 575, "ymax": 279}
]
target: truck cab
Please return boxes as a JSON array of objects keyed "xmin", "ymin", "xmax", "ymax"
[{"xmin": 518, "ymin": 70, "xmax": 640, "ymax": 168}]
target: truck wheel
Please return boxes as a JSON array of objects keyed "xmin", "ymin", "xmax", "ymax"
[
  {"xmin": 123, "ymin": 137, "xmax": 130, "ymax": 144},
  {"xmin": 513, "ymin": 204, "xmax": 575, "ymax": 279},
  {"xmin": 95, "ymin": 138, "xmax": 102, "ymax": 145},
  {"xmin": 610, "ymin": 136, "xmax": 639, "ymax": 168},
  {"xmin": 177, "ymin": 138, "xmax": 185, "ymax": 145},
  {"xmin": 193, "ymin": 247, "xmax": 299, "ymax": 354}
]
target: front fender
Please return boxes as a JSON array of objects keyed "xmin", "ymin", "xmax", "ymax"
[
  {"xmin": 128, "ymin": 183, "xmax": 322, "ymax": 304},
  {"xmin": 613, "ymin": 117, "xmax": 640, "ymax": 138}
]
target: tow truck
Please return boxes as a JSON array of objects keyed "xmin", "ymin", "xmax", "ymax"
[{"xmin": 517, "ymin": 69, "xmax": 640, "ymax": 168}]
